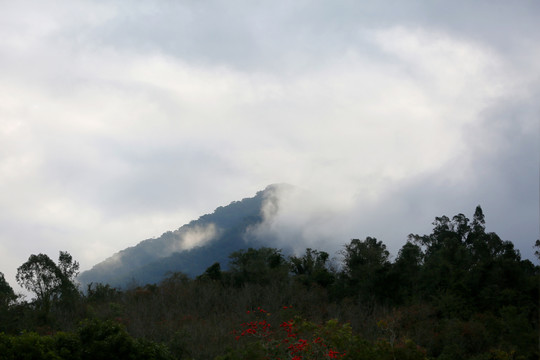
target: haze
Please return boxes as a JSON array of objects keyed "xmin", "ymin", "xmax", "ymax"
[{"xmin": 1, "ymin": 1, "xmax": 538, "ymax": 294}]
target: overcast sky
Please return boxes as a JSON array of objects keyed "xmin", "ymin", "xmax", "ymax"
[{"xmin": 1, "ymin": 0, "xmax": 539, "ymax": 293}]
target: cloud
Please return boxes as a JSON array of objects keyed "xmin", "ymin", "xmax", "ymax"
[
  {"xmin": 243, "ymin": 25, "xmax": 539, "ymax": 259},
  {"xmin": 167, "ymin": 223, "xmax": 219, "ymax": 254},
  {"xmin": 0, "ymin": 1, "xmax": 538, "ymax": 296}
]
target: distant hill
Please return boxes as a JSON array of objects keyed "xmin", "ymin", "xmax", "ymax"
[{"xmin": 78, "ymin": 184, "xmax": 293, "ymax": 288}]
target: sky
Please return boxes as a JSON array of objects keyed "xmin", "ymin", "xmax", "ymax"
[{"xmin": 1, "ymin": 0, "xmax": 539, "ymax": 294}]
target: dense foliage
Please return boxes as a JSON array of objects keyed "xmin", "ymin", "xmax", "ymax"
[{"xmin": 0, "ymin": 206, "xmax": 538, "ymax": 359}]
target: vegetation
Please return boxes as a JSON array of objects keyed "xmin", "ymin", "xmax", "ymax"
[
  {"xmin": 0, "ymin": 206, "xmax": 538, "ymax": 359},
  {"xmin": 77, "ymin": 186, "xmax": 270, "ymax": 288}
]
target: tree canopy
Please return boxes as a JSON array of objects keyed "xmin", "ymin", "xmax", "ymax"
[
  {"xmin": 16, "ymin": 251, "xmax": 80, "ymax": 314},
  {"xmin": 0, "ymin": 206, "xmax": 538, "ymax": 359}
]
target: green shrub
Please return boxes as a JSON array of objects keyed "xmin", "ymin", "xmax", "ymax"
[
  {"xmin": 78, "ymin": 318, "xmax": 174, "ymax": 360},
  {"xmin": 7, "ymin": 331, "xmax": 59, "ymax": 360},
  {"xmin": 0, "ymin": 320, "xmax": 174, "ymax": 360}
]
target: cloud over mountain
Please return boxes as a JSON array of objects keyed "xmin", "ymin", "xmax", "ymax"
[{"xmin": 0, "ymin": 1, "xmax": 538, "ymax": 294}]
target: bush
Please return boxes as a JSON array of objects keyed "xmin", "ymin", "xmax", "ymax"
[
  {"xmin": 0, "ymin": 319, "xmax": 174, "ymax": 360},
  {"xmin": 0, "ymin": 331, "xmax": 59, "ymax": 360},
  {"xmin": 78, "ymin": 318, "xmax": 174, "ymax": 360},
  {"xmin": 220, "ymin": 307, "xmax": 429, "ymax": 360}
]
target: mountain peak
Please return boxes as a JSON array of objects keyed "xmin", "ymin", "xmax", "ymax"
[{"xmin": 78, "ymin": 185, "xmax": 291, "ymax": 288}]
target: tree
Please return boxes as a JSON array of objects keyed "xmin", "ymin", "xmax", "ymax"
[
  {"xmin": 408, "ymin": 207, "xmax": 537, "ymax": 318},
  {"xmin": 197, "ymin": 262, "xmax": 223, "ymax": 282},
  {"xmin": 0, "ymin": 271, "xmax": 17, "ymax": 332},
  {"xmin": 342, "ymin": 237, "xmax": 390, "ymax": 277},
  {"xmin": 470, "ymin": 205, "xmax": 485, "ymax": 234},
  {"xmin": 228, "ymin": 247, "xmax": 288, "ymax": 286},
  {"xmin": 56, "ymin": 251, "xmax": 80, "ymax": 304},
  {"xmin": 0, "ymin": 271, "xmax": 16, "ymax": 308},
  {"xmin": 16, "ymin": 253, "xmax": 61, "ymax": 311},
  {"xmin": 340, "ymin": 237, "xmax": 391, "ymax": 301},
  {"xmin": 452, "ymin": 213, "xmax": 470, "ymax": 241},
  {"xmin": 57, "ymin": 251, "xmax": 79, "ymax": 284},
  {"xmin": 388, "ymin": 241, "xmax": 423, "ymax": 303},
  {"xmin": 16, "ymin": 251, "xmax": 80, "ymax": 315},
  {"xmin": 289, "ymin": 248, "xmax": 335, "ymax": 288}
]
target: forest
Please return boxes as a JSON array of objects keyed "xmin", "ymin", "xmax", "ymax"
[{"xmin": 0, "ymin": 206, "xmax": 538, "ymax": 360}]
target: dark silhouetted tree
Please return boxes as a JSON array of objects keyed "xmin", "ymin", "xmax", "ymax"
[
  {"xmin": 0, "ymin": 271, "xmax": 17, "ymax": 332},
  {"xmin": 198, "ymin": 262, "xmax": 222, "ymax": 282},
  {"xmin": 56, "ymin": 251, "xmax": 80, "ymax": 306},
  {"xmin": 340, "ymin": 237, "xmax": 390, "ymax": 301},
  {"xmin": 289, "ymin": 248, "xmax": 335, "ymax": 288},
  {"xmin": 16, "ymin": 253, "xmax": 62, "ymax": 315},
  {"xmin": 16, "ymin": 251, "xmax": 80, "ymax": 320},
  {"xmin": 388, "ymin": 241, "xmax": 423, "ymax": 303},
  {"xmin": 228, "ymin": 247, "xmax": 288, "ymax": 286},
  {"xmin": 0, "ymin": 271, "xmax": 16, "ymax": 308}
]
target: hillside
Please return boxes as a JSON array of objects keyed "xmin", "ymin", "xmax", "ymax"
[
  {"xmin": 2, "ymin": 204, "xmax": 538, "ymax": 359},
  {"xmin": 78, "ymin": 184, "xmax": 292, "ymax": 288}
]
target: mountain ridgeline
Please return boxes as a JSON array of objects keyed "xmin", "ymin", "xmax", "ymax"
[{"xmin": 78, "ymin": 184, "xmax": 291, "ymax": 288}]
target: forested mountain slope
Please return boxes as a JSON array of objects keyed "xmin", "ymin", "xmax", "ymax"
[
  {"xmin": 1, "ymin": 205, "xmax": 538, "ymax": 359},
  {"xmin": 78, "ymin": 184, "xmax": 291, "ymax": 288}
]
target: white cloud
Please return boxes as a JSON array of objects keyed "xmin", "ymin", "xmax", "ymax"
[
  {"xmin": 0, "ymin": 1, "xmax": 538, "ymax": 294},
  {"xmin": 169, "ymin": 223, "xmax": 219, "ymax": 253}
]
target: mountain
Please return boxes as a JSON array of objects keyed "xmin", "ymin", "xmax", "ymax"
[{"xmin": 78, "ymin": 184, "xmax": 292, "ymax": 288}]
